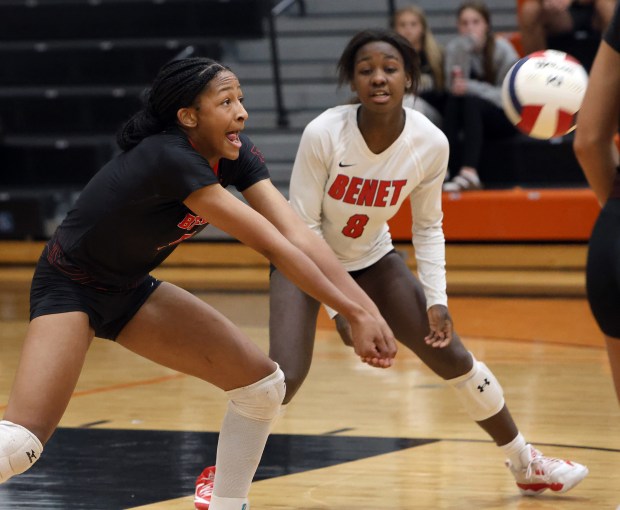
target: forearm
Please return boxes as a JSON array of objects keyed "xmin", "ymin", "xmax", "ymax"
[
  {"xmin": 573, "ymin": 40, "xmax": 620, "ymax": 205},
  {"xmin": 244, "ymin": 180, "xmax": 382, "ymax": 319},
  {"xmin": 574, "ymin": 140, "xmax": 617, "ymax": 205},
  {"xmin": 266, "ymin": 238, "xmax": 366, "ymax": 323},
  {"xmin": 413, "ymin": 233, "xmax": 448, "ymax": 309},
  {"xmin": 290, "ymin": 230, "xmax": 383, "ymax": 319},
  {"xmin": 410, "ymin": 154, "xmax": 449, "ymax": 309}
]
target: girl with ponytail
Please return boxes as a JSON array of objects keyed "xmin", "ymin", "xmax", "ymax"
[{"xmin": 0, "ymin": 57, "xmax": 396, "ymax": 510}]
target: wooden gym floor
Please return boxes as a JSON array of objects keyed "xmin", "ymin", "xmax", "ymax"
[{"xmin": 0, "ymin": 242, "xmax": 618, "ymax": 509}]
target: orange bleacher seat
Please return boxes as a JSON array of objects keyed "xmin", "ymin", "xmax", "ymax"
[{"xmin": 388, "ymin": 188, "xmax": 599, "ymax": 242}]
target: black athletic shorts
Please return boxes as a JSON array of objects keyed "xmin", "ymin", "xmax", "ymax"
[
  {"xmin": 30, "ymin": 252, "xmax": 162, "ymax": 341},
  {"xmin": 586, "ymin": 198, "xmax": 620, "ymax": 339}
]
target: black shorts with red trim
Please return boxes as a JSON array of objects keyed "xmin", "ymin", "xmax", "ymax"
[{"xmin": 30, "ymin": 248, "xmax": 161, "ymax": 341}]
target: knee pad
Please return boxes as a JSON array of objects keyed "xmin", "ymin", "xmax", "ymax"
[
  {"xmin": 226, "ymin": 366, "xmax": 285, "ymax": 422},
  {"xmin": 446, "ymin": 354, "xmax": 505, "ymax": 422},
  {"xmin": 0, "ymin": 420, "xmax": 43, "ymax": 483}
]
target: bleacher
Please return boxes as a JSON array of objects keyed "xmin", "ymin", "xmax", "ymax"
[{"xmin": 0, "ymin": 0, "xmax": 262, "ymax": 238}]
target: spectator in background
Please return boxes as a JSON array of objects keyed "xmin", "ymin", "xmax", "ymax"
[
  {"xmin": 519, "ymin": 0, "xmax": 616, "ymax": 57},
  {"xmin": 392, "ymin": 5, "xmax": 446, "ymax": 127},
  {"xmin": 442, "ymin": 1, "xmax": 519, "ymax": 192}
]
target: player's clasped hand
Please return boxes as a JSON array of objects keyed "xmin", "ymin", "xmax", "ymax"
[
  {"xmin": 425, "ymin": 304, "xmax": 454, "ymax": 348},
  {"xmin": 337, "ymin": 313, "xmax": 397, "ymax": 368}
]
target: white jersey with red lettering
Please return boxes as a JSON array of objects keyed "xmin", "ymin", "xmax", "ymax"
[{"xmin": 289, "ymin": 104, "xmax": 449, "ymax": 308}]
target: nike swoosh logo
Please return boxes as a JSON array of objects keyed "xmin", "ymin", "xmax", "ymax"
[{"xmin": 339, "ymin": 162, "xmax": 355, "ymax": 167}]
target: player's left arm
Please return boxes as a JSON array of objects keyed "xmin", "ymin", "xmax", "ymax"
[
  {"xmin": 409, "ymin": 136, "xmax": 453, "ymax": 348},
  {"xmin": 574, "ymin": 39, "xmax": 620, "ymax": 205}
]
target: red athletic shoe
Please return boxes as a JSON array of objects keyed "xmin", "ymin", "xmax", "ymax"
[{"xmin": 194, "ymin": 466, "xmax": 216, "ymax": 510}]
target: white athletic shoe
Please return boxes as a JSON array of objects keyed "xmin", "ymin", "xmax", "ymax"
[{"xmin": 506, "ymin": 445, "xmax": 589, "ymax": 496}]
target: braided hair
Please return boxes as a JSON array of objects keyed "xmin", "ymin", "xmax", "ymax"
[
  {"xmin": 117, "ymin": 57, "xmax": 230, "ymax": 151},
  {"xmin": 391, "ymin": 6, "xmax": 445, "ymax": 90}
]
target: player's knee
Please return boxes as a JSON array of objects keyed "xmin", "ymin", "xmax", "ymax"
[
  {"xmin": 446, "ymin": 353, "xmax": 505, "ymax": 422},
  {"xmin": 0, "ymin": 420, "xmax": 43, "ymax": 484},
  {"xmin": 271, "ymin": 359, "xmax": 311, "ymax": 405},
  {"xmin": 280, "ymin": 368, "xmax": 309, "ymax": 405},
  {"xmin": 226, "ymin": 366, "xmax": 285, "ymax": 422}
]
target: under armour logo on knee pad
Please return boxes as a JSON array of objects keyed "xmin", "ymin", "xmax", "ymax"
[
  {"xmin": 477, "ymin": 378, "xmax": 491, "ymax": 392},
  {"xmin": 26, "ymin": 449, "xmax": 38, "ymax": 464}
]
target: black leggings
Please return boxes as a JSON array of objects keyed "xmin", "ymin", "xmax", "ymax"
[
  {"xmin": 586, "ymin": 199, "xmax": 620, "ymax": 339},
  {"xmin": 443, "ymin": 93, "xmax": 516, "ymax": 172},
  {"xmin": 269, "ymin": 251, "xmax": 472, "ymax": 403}
]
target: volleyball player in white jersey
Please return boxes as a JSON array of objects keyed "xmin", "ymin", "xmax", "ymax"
[
  {"xmin": 194, "ymin": 29, "xmax": 590, "ymax": 507},
  {"xmin": 269, "ymin": 29, "xmax": 588, "ymax": 497}
]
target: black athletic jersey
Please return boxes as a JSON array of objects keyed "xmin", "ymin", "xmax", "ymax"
[
  {"xmin": 604, "ymin": 0, "xmax": 620, "ymax": 52},
  {"xmin": 48, "ymin": 127, "xmax": 269, "ymax": 289}
]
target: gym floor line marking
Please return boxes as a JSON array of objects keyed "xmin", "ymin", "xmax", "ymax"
[
  {"xmin": 0, "ymin": 373, "xmax": 186, "ymax": 411},
  {"xmin": 443, "ymin": 437, "xmax": 620, "ymax": 454},
  {"xmin": 78, "ymin": 419, "xmax": 111, "ymax": 428}
]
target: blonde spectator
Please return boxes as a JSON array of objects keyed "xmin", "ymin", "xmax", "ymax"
[{"xmin": 392, "ymin": 5, "xmax": 446, "ymax": 126}]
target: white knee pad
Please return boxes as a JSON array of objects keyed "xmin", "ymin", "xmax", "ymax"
[
  {"xmin": 0, "ymin": 420, "xmax": 43, "ymax": 483},
  {"xmin": 446, "ymin": 354, "xmax": 505, "ymax": 422},
  {"xmin": 226, "ymin": 366, "xmax": 285, "ymax": 422}
]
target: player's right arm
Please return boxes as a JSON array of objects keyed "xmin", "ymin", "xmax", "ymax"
[
  {"xmin": 184, "ymin": 183, "xmax": 396, "ymax": 367},
  {"xmin": 574, "ymin": 39, "xmax": 620, "ymax": 205}
]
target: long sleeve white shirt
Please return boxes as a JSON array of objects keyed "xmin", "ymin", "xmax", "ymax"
[{"xmin": 289, "ymin": 104, "xmax": 449, "ymax": 308}]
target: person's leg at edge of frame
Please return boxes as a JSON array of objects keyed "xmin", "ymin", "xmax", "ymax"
[
  {"xmin": 352, "ymin": 252, "xmax": 589, "ymax": 496},
  {"xmin": 116, "ymin": 282, "xmax": 285, "ymax": 510},
  {"xmin": 1, "ymin": 312, "xmax": 94, "ymax": 484}
]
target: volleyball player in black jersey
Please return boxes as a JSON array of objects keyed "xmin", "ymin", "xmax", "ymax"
[
  {"xmin": 0, "ymin": 57, "xmax": 397, "ymax": 510},
  {"xmin": 574, "ymin": 0, "xmax": 620, "ymax": 404}
]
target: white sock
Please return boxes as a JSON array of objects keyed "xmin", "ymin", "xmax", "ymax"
[
  {"xmin": 213, "ymin": 368, "xmax": 284, "ymax": 499},
  {"xmin": 210, "ymin": 495, "xmax": 249, "ymax": 510},
  {"xmin": 214, "ymin": 405, "xmax": 272, "ymax": 498},
  {"xmin": 500, "ymin": 432, "xmax": 529, "ymax": 470}
]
